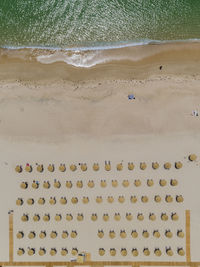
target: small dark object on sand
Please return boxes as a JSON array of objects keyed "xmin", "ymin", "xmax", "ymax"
[{"xmin": 159, "ymin": 65, "xmax": 163, "ymax": 70}]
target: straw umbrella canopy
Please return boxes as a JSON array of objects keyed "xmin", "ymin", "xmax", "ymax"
[
  {"xmin": 60, "ymin": 197, "xmax": 67, "ymax": 205},
  {"xmin": 50, "ymin": 248, "xmax": 57, "ymax": 256},
  {"xmin": 131, "ymin": 230, "xmax": 138, "ymax": 238},
  {"xmin": 161, "ymin": 213, "xmax": 168, "ymax": 221},
  {"xmin": 28, "ymin": 231, "xmax": 36, "ymax": 239},
  {"xmin": 93, "ymin": 163, "xmax": 99, "ymax": 171},
  {"xmin": 116, "ymin": 163, "xmax": 123, "ymax": 171},
  {"xmin": 114, "ymin": 213, "xmax": 121, "ymax": 221},
  {"xmin": 25, "ymin": 165, "xmax": 32, "ymax": 172},
  {"xmin": 121, "ymin": 248, "xmax": 127, "ymax": 256},
  {"xmin": 38, "ymin": 198, "xmax": 45, "ymax": 205},
  {"xmin": 165, "ymin": 230, "xmax": 173, "ymax": 238},
  {"xmin": 132, "ymin": 249, "xmax": 139, "ymax": 257},
  {"xmin": 21, "ymin": 214, "xmax": 28, "ymax": 222},
  {"xmin": 16, "ymin": 231, "xmax": 24, "ymax": 239},
  {"xmin": 43, "ymin": 214, "xmax": 50, "ymax": 222},
  {"xmin": 100, "ymin": 180, "xmax": 107, "ymax": 188},
  {"xmin": 149, "ymin": 213, "xmax": 156, "ymax": 221},
  {"xmin": 39, "ymin": 231, "xmax": 46, "ymax": 239},
  {"xmin": 166, "ymin": 248, "xmax": 173, "ymax": 256},
  {"xmin": 134, "ymin": 179, "xmax": 141, "ymax": 187},
  {"xmin": 59, "ymin": 164, "xmax": 66, "ymax": 172},
  {"xmin": 141, "ymin": 196, "xmax": 148, "ymax": 203},
  {"xmin": 77, "ymin": 213, "xmax": 84, "ymax": 221},
  {"xmin": 82, "ymin": 196, "xmax": 89, "ymax": 204},
  {"xmin": 16, "ymin": 198, "xmax": 23, "ymax": 206},
  {"xmin": 43, "ymin": 181, "xmax": 50, "ymax": 189},
  {"xmin": 55, "ymin": 214, "xmax": 62, "ymax": 221},
  {"xmin": 28, "ymin": 248, "xmax": 35, "ymax": 256},
  {"xmin": 71, "ymin": 197, "xmax": 78, "ymax": 204},
  {"xmin": 91, "ymin": 214, "xmax": 98, "ymax": 221},
  {"xmin": 76, "ymin": 180, "xmax": 83, "ymax": 188},
  {"xmin": 154, "ymin": 248, "xmax": 162, "ymax": 257},
  {"xmin": 71, "ymin": 248, "xmax": 78, "ymax": 256},
  {"xmin": 120, "ymin": 230, "xmax": 127, "ymax": 239},
  {"xmin": 111, "ymin": 180, "xmax": 118, "ymax": 187},
  {"xmin": 118, "ymin": 196, "xmax": 125, "ymax": 203},
  {"xmin": 177, "ymin": 230, "xmax": 184, "ymax": 238},
  {"xmin": 50, "ymin": 231, "xmax": 57, "ymax": 239},
  {"xmin": 110, "ymin": 248, "xmax": 116, "ymax": 256},
  {"xmin": 165, "ymin": 195, "xmax": 173, "ymax": 203},
  {"xmin": 54, "ymin": 180, "xmax": 61, "ymax": 188},
  {"xmin": 107, "ymin": 196, "xmax": 114, "ymax": 203},
  {"xmin": 105, "ymin": 162, "xmax": 111, "ymax": 171},
  {"xmin": 20, "ymin": 182, "xmax": 28, "ymax": 189},
  {"xmin": 130, "ymin": 195, "xmax": 137, "ymax": 203},
  {"xmin": 164, "ymin": 162, "xmax": 171, "ymax": 170},
  {"xmin": 140, "ymin": 162, "xmax": 147, "ymax": 170},
  {"xmin": 171, "ymin": 213, "xmax": 179, "ymax": 221},
  {"xmin": 176, "ymin": 195, "xmax": 184, "ymax": 203},
  {"xmin": 152, "ymin": 162, "xmax": 159, "ymax": 169},
  {"xmin": 49, "ymin": 197, "xmax": 56, "ymax": 205},
  {"xmin": 153, "ymin": 230, "xmax": 160, "ymax": 238},
  {"xmin": 66, "ymin": 181, "xmax": 72, "ymax": 188},
  {"xmin": 48, "ymin": 164, "xmax": 54, "ymax": 172},
  {"xmin": 27, "ymin": 198, "xmax": 34, "ymax": 205},
  {"xmin": 71, "ymin": 231, "xmax": 77, "ymax": 238},
  {"xmin": 103, "ymin": 214, "xmax": 109, "ymax": 222},
  {"xmin": 126, "ymin": 213, "xmax": 133, "ymax": 221},
  {"xmin": 15, "ymin": 165, "xmax": 22, "ymax": 173},
  {"xmin": 122, "ymin": 180, "xmax": 129, "ymax": 187},
  {"xmin": 137, "ymin": 213, "xmax": 144, "ymax": 221},
  {"xmin": 61, "ymin": 248, "xmax": 68, "ymax": 256},
  {"xmin": 66, "ymin": 214, "xmax": 73, "ymax": 221},
  {"xmin": 39, "ymin": 248, "xmax": 46, "ymax": 256},
  {"xmin": 70, "ymin": 164, "xmax": 77, "ymax": 172},
  {"xmin": 33, "ymin": 214, "xmax": 40, "ymax": 222},
  {"xmin": 32, "ymin": 181, "xmax": 39, "ymax": 189},
  {"xmin": 147, "ymin": 179, "xmax": 154, "ymax": 187},
  {"xmin": 88, "ymin": 180, "xmax": 95, "ymax": 188},
  {"xmin": 170, "ymin": 179, "xmax": 178, "ymax": 186},
  {"xmin": 17, "ymin": 248, "xmax": 24, "ymax": 256},
  {"xmin": 99, "ymin": 248, "xmax": 105, "ymax": 256},
  {"xmin": 189, "ymin": 154, "xmax": 197, "ymax": 161},
  {"xmin": 81, "ymin": 163, "xmax": 87, "ymax": 171},
  {"xmin": 98, "ymin": 230, "xmax": 104, "ymax": 238},
  {"xmin": 62, "ymin": 231, "xmax": 68, "ymax": 239},
  {"xmin": 142, "ymin": 230, "xmax": 149, "ymax": 238},
  {"xmin": 37, "ymin": 164, "xmax": 43, "ymax": 172},
  {"xmin": 159, "ymin": 179, "xmax": 167, "ymax": 187},
  {"xmin": 175, "ymin": 161, "xmax": 183, "ymax": 169},
  {"xmin": 109, "ymin": 230, "xmax": 115, "ymax": 239},
  {"xmin": 128, "ymin": 162, "xmax": 134, "ymax": 170},
  {"xmin": 143, "ymin": 248, "xmax": 150, "ymax": 256},
  {"xmin": 177, "ymin": 248, "xmax": 185, "ymax": 256},
  {"xmin": 154, "ymin": 195, "xmax": 161, "ymax": 203}
]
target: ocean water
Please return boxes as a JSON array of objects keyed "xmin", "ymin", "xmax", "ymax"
[{"xmin": 0, "ymin": 0, "xmax": 200, "ymax": 67}]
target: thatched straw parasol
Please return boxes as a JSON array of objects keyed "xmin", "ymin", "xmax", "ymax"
[
  {"xmin": 77, "ymin": 213, "xmax": 84, "ymax": 221},
  {"xmin": 60, "ymin": 197, "xmax": 67, "ymax": 205},
  {"xmin": 81, "ymin": 163, "xmax": 87, "ymax": 171},
  {"xmin": 159, "ymin": 179, "xmax": 167, "ymax": 187},
  {"xmin": 54, "ymin": 180, "xmax": 61, "ymax": 188},
  {"xmin": 50, "ymin": 231, "xmax": 57, "ymax": 239},
  {"xmin": 131, "ymin": 230, "xmax": 138, "ymax": 238},
  {"xmin": 153, "ymin": 230, "xmax": 160, "ymax": 238},
  {"xmin": 28, "ymin": 248, "xmax": 35, "ymax": 256},
  {"xmin": 170, "ymin": 179, "xmax": 178, "ymax": 186},
  {"xmin": 15, "ymin": 165, "xmax": 22, "ymax": 173},
  {"xmin": 55, "ymin": 214, "xmax": 62, "ymax": 221},
  {"xmin": 16, "ymin": 231, "xmax": 24, "ymax": 239},
  {"xmin": 130, "ymin": 195, "xmax": 137, "ymax": 203},
  {"xmin": 66, "ymin": 181, "xmax": 72, "ymax": 188},
  {"xmin": 16, "ymin": 198, "xmax": 23, "ymax": 206},
  {"xmin": 116, "ymin": 163, "xmax": 123, "ymax": 171},
  {"xmin": 20, "ymin": 182, "xmax": 28, "ymax": 189},
  {"xmin": 88, "ymin": 180, "xmax": 94, "ymax": 188},
  {"xmin": 93, "ymin": 163, "xmax": 99, "ymax": 171},
  {"xmin": 165, "ymin": 230, "xmax": 173, "ymax": 238},
  {"xmin": 38, "ymin": 198, "xmax": 45, "ymax": 205},
  {"xmin": 110, "ymin": 248, "xmax": 116, "ymax": 256},
  {"xmin": 98, "ymin": 230, "xmax": 104, "ymax": 238},
  {"xmin": 175, "ymin": 161, "xmax": 183, "ymax": 169},
  {"xmin": 107, "ymin": 196, "xmax": 114, "ymax": 203},
  {"xmin": 76, "ymin": 180, "xmax": 83, "ymax": 188},
  {"xmin": 126, "ymin": 213, "xmax": 132, "ymax": 221},
  {"xmin": 132, "ymin": 249, "xmax": 139, "ymax": 257},
  {"xmin": 142, "ymin": 230, "xmax": 149, "ymax": 238},
  {"xmin": 25, "ymin": 164, "xmax": 32, "ymax": 172},
  {"xmin": 49, "ymin": 197, "xmax": 56, "ymax": 205},
  {"xmin": 143, "ymin": 248, "xmax": 150, "ymax": 256},
  {"xmin": 161, "ymin": 213, "xmax": 168, "ymax": 221},
  {"xmin": 21, "ymin": 214, "xmax": 28, "ymax": 222},
  {"xmin": 62, "ymin": 231, "xmax": 68, "ymax": 239},
  {"xmin": 37, "ymin": 164, "xmax": 43, "ymax": 172},
  {"xmin": 152, "ymin": 162, "xmax": 159, "ymax": 169},
  {"xmin": 114, "ymin": 213, "xmax": 121, "ymax": 221},
  {"xmin": 103, "ymin": 213, "xmax": 109, "ymax": 221},
  {"xmin": 70, "ymin": 164, "xmax": 77, "ymax": 171},
  {"xmin": 28, "ymin": 231, "xmax": 36, "ymax": 239},
  {"xmin": 59, "ymin": 164, "xmax": 66, "ymax": 172},
  {"xmin": 164, "ymin": 162, "xmax": 171, "ymax": 170},
  {"xmin": 71, "ymin": 231, "xmax": 77, "ymax": 238},
  {"xmin": 122, "ymin": 180, "xmax": 129, "ymax": 187},
  {"xmin": 128, "ymin": 162, "xmax": 134, "ymax": 170},
  {"xmin": 149, "ymin": 213, "xmax": 156, "ymax": 221},
  {"xmin": 17, "ymin": 248, "xmax": 24, "ymax": 256},
  {"xmin": 118, "ymin": 195, "xmax": 125, "ymax": 203},
  {"xmin": 82, "ymin": 196, "xmax": 89, "ymax": 204},
  {"xmin": 105, "ymin": 162, "xmax": 111, "ymax": 171},
  {"xmin": 100, "ymin": 180, "xmax": 107, "ymax": 188},
  {"xmin": 176, "ymin": 195, "xmax": 184, "ymax": 203},
  {"xmin": 71, "ymin": 248, "xmax": 78, "ymax": 256},
  {"xmin": 43, "ymin": 181, "xmax": 50, "ymax": 189},
  {"xmin": 109, "ymin": 230, "xmax": 115, "ymax": 239},
  {"xmin": 39, "ymin": 231, "xmax": 46, "ymax": 239},
  {"xmin": 91, "ymin": 213, "xmax": 98, "ymax": 221},
  {"xmin": 71, "ymin": 197, "xmax": 78, "ymax": 204},
  {"xmin": 27, "ymin": 198, "xmax": 34, "ymax": 205},
  {"xmin": 66, "ymin": 214, "xmax": 73, "ymax": 221},
  {"xmin": 141, "ymin": 196, "xmax": 148, "ymax": 203},
  {"xmin": 111, "ymin": 180, "xmax": 118, "ymax": 187},
  {"xmin": 32, "ymin": 181, "xmax": 39, "ymax": 189},
  {"xmin": 39, "ymin": 248, "xmax": 46, "ymax": 256},
  {"xmin": 154, "ymin": 195, "xmax": 161, "ymax": 203},
  {"xmin": 43, "ymin": 214, "xmax": 50, "ymax": 222},
  {"xmin": 61, "ymin": 248, "xmax": 68, "ymax": 256},
  {"xmin": 165, "ymin": 195, "xmax": 173, "ymax": 203},
  {"xmin": 189, "ymin": 154, "xmax": 197, "ymax": 161},
  {"xmin": 99, "ymin": 248, "xmax": 105, "ymax": 256},
  {"xmin": 171, "ymin": 212, "xmax": 179, "ymax": 221},
  {"xmin": 154, "ymin": 248, "xmax": 162, "ymax": 256},
  {"xmin": 33, "ymin": 214, "xmax": 40, "ymax": 222},
  {"xmin": 137, "ymin": 213, "xmax": 144, "ymax": 221},
  {"xmin": 120, "ymin": 230, "xmax": 127, "ymax": 238},
  {"xmin": 140, "ymin": 162, "xmax": 147, "ymax": 170},
  {"xmin": 177, "ymin": 248, "xmax": 185, "ymax": 256},
  {"xmin": 121, "ymin": 248, "xmax": 127, "ymax": 256},
  {"xmin": 177, "ymin": 230, "xmax": 184, "ymax": 238},
  {"xmin": 166, "ymin": 248, "xmax": 173, "ymax": 256},
  {"xmin": 50, "ymin": 248, "xmax": 57, "ymax": 256},
  {"xmin": 147, "ymin": 179, "xmax": 154, "ymax": 187},
  {"xmin": 48, "ymin": 164, "xmax": 54, "ymax": 172},
  {"xmin": 134, "ymin": 179, "xmax": 141, "ymax": 187}
]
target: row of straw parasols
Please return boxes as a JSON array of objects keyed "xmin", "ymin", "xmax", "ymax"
[
  {"xmin": 17, "ymin": 247, "xmax": 77, "ymax": 256},
  {"xmin": 15, "ymin": 154, "xmax": 197, "ymax": 173},
  {"xmin": 17, "ymin": 230, "xmax": 77, "ymax": 239}
]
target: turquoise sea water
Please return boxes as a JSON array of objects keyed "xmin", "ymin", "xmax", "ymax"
[{"xmin": 0, "ymin": 0, "xmax": 200, "ymax": 49}]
